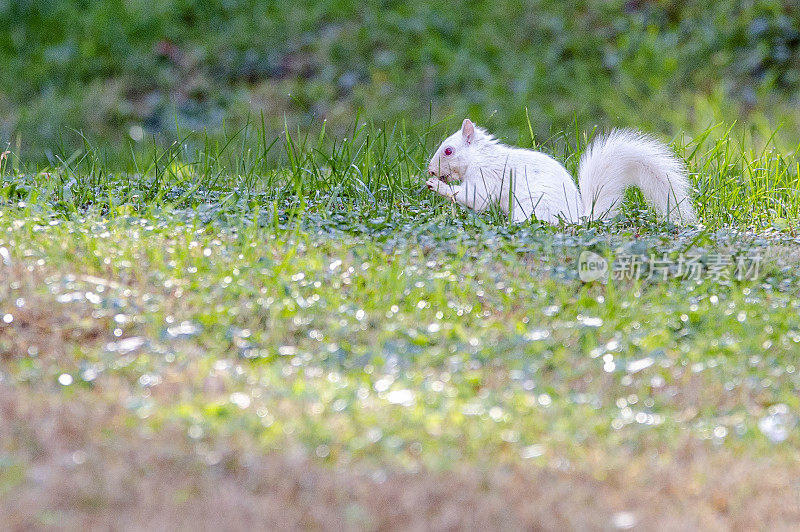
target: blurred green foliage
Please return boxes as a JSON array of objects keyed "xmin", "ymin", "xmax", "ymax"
[{"xmin": 1, "ymin": 0, "xmax": 799, "ymax": 158}]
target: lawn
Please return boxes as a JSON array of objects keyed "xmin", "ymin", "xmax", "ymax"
[{"xmin": 2, "ymin": 122, "xmax": 800, "ymax": 528}]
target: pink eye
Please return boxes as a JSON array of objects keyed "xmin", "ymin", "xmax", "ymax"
[{"xmin": 444, "ymin": 147, "xmax": 453, "ymax": 156}]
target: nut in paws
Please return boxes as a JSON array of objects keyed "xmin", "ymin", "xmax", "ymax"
[{"xmin": 426, "ymin": 177, "xmax": 453, "ymax": 198}]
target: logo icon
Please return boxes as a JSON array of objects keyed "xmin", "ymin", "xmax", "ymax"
[{"xmin": 578, "ymin": 251, "xmax": 608, "ymax": 282}]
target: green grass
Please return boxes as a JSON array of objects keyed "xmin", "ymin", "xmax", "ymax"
[
  {"xmin": 2, "ymin": 120, "xmax": 800, "ymax": 525},
  {"xmin": 4, "ymin": 1, "xmax": 800, "ymax": 159},
  {"xmin": 3, "ymin": 119, "xmax": 800, "ymax": 229},
  {"xmin": 5, "ymin": 2, "xmax": 800, "ymax": 524},
  {"xmin": 3, "ymin": 206, "xmax": 800, "ymax": 464}
]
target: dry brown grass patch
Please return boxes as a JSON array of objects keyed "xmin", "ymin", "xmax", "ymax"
[{"xmin": 2, "ymin": 383, "xmax": 799, "ymax": 531}]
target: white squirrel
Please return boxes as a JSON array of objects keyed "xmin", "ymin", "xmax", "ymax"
[{"xmin": 426, "ymin": 119, "xmax": 696, "ymax": 224}]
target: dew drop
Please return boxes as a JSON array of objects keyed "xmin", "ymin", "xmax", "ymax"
[
  {"xmin": 386, "ymin": 389, "xmax": 415, "ymax": 406},
  {"xmin": 758, "ymin": 404, "xmax": 795, "ymax": 443},
  {"xmin": 229, "ymin": 392, "xmax": 251, "ymax": 409},
  {"xmin": 611, "ymin": 511, "xmax": 637, "ymax": 530}
]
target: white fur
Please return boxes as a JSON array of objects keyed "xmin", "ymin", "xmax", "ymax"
[{"xmin": 426, "ymin": 119, "xmax": 696, "ymax": 224}]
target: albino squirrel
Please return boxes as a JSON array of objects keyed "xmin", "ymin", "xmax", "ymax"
[{"xmin": 426, "ymin": 119, "xmax": 696, "ymax": 224}]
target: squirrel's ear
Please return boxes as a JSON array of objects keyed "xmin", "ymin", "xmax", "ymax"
[{"xmin": 461, "ymin": 119, "xmax": 475, "ymax": 144}]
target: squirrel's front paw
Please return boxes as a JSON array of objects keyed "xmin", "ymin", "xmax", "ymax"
[{"xmin": 426, "ymin": 178, "xmax": 454, "ymax": 199}]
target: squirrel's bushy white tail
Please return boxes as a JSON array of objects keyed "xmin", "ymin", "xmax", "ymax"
[{"xmin": 578, "ymin": 129, "xmax": 695, "ymax": 223}]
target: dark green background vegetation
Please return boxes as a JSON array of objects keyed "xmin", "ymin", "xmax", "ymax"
[{"xmin": 2, "ymin": 0, "xmax": 800, "ymax": 159}]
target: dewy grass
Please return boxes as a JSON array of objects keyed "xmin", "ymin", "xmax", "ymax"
[
  {"xmin": 2, "ymin": 119, "xmax": 800, "ymax": 526},
  {"xmin": 2, "ymin": 208, "xmax": 800, "ymax": 464}
]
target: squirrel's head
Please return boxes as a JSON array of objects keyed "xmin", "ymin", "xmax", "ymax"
[{"xmin": 428, "ymin": 119, "xmax": 481, "ymax": 183}]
